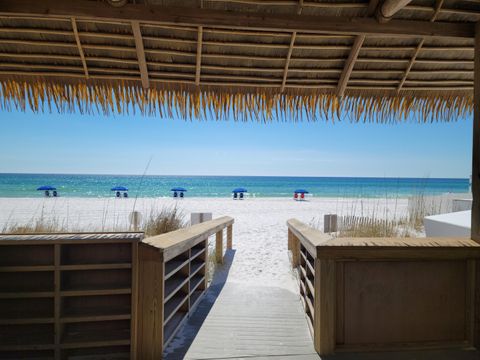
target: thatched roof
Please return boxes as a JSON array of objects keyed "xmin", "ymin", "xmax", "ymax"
[{"xmin": 0, "ymin": 0, "xmax": 478, "ymax": 122}]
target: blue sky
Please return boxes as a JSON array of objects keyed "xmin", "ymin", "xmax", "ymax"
[{"xmin": 0, "ymin": 109, "xmax": 473, "ymax": 178}]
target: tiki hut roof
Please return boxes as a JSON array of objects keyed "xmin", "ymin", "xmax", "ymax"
[{"xmin": 0, "ymin": 0, "xmax": 478, "ymax": 122}]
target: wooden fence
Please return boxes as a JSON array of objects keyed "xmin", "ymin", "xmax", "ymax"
[
  {"xmin": 287, "ymin": 218, "xmax": 480, "ymax": 356},
  {"xmin": 0, "ymin": 216, "xmax": 233, "ymax": 360}
]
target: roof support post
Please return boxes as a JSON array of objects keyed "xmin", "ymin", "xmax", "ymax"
[
  {"xmin": 131, "ymin": 20, "xmax": 149, "ymax": 89},
  {"xmin": 472, "ymin": 22, "xmax": 480, "ymax": 244},
  {"xmin": 71, "ymin": 17, "xmax": 89, "ymax": 79},
  {"xmin": 472, "ymin": 21, "xmax": 480, "ymax": 349}
]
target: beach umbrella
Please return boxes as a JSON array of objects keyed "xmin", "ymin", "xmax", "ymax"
[
  {"xmin": 232, "ymin": 187, "xmax": 248, "ymax": 193},
  {"xmin": 171, "ymin": 187, "xmax": 187, "ymax": 192},
  {"xmin": 111, "ymin": 186, "xmax": 128, "ymax": 192},
  {"xmin": 37, "ymin": 185, "xmax": 56, "ymax": 191},
  {"xmin": 294, "ymin": 189, "xmax": 309, "ymax": 194}
]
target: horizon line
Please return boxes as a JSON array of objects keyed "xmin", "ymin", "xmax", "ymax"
[{"xmin": 0, "ymin": 172, "xmax": 470, "ymax": 181}]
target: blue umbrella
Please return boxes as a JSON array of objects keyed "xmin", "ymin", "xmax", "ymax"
[
  {"xmin": 294, "ymin": 189, "xmax": 309, "ymax": 194},
  {"xmin": 171, "ymin": 187, "xmax": 187, "ymax": 192},
  {"xmin": 232, "ymin": 188, "xmax": 248, "ymax": 193},
  {"xmin": 111, "ymin": 186, "xmax": 128, "ymax": 192},
  {"xmin": 37, "ymin": 185, "xmax": 56, "ymax": 191}
]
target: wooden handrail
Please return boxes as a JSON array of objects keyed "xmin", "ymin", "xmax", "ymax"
[
  {"xmin": 287, "ymin": 218, "xmax": 331, "ymax": 258},
  {"xmin": 287, "ymin": 218, "xmax": 480, "ymax": 260},
  {"xmin": 142, "ymin": 216, "xmax": 234, "ymax": 261}
]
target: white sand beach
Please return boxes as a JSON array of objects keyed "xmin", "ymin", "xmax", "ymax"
[{"xmin": 0, "ymin": 196, "xmax": 409, "ymax": 289}]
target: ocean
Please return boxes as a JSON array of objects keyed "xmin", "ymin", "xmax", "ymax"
[{"xmin": 0, "ymin": 173, "xmax": 470, "ymax": 198}]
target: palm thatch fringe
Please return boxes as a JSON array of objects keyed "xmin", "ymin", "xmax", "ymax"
[{"xmin": 0, "ymin": 80, "xmax": 472, "ymax": 123}]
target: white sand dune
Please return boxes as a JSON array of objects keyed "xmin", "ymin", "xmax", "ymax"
[{"xmin": 0, "ymin": 196, "xmax": 408, "ymax": 288}]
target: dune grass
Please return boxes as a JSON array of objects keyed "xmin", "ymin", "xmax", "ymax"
[
  {"xmin": 2, "ymin": 216, "xmax": 66, "ymax": 234},
  {"xmin": 338, "ymin": 216, "xmax": 399, "ymax": 238},
  {"xmin": 143, "ymin": 206, "xmax": 186, "ymax": 237},
  {"xmin": 1, "ymin": 205, "xmax": 187, "ymax": 236}
]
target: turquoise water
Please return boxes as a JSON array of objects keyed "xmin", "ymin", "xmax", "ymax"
[{"xmin": 0, "ymin": 173, "xmax": 470, "ymax": 198}]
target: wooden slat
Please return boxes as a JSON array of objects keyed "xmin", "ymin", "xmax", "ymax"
[
  {"xmin": 226, "ymin": 224, "xmax": 233, "ymax": 250},
  {"xmin": 397, "ymin": 0, "xmax": 444, "ymax": 92},
  {"xmin": 195, "ymin": 26, "xmax": 203, "ymax": 86},
  {"xmin": 336, "ymin": 0, "xmax": 375, "ymax": 96},
  {"xmin": 281, "ymin": 31, "xmax": 296, "ymax": 92},
  {"xmin": 336, "ymin": 35, "xmax": 364, "ymax": 97},
  {"xmin": 71, "ymin": 17, "xmax": 88, "ymax": 79},
  {"xmin": 0, "ymin": 0, "xmax": 473, "ymax": 39},
  {"xmin": 216, "ymin": 230, "xmax": 224, "ymax": 264},
  {"xmin": 131, "ymin": 20, "xmax": 149, "ymax": 89},
  {"xmin": 396, "ymin": 39, "xmax": 425, "ymax": 92}
]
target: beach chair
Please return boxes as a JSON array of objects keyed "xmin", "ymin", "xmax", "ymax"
[
  {"xmin": 123, "ymin": 192, "xmax": 128, "ymax": 198},
  {"xmin": 239, "ymin": 192, "xmax": 244, "ymax": 200},
  {"xmin": 116, "ymin": 191, "xmax": 120, "ymax": 198},
  {"xmin": 53, "ymin": 190, "xmax": 58, "ymax": 197},
  {"xmin": 180, "ymin": 192, "xmax": 184, "ymax": 198},
  {"xmin": 294, "ymin": 193, "xmax": 298, "ymax": 200},
  {"xmin": 233, "ymin": 192, "xmax": 238, "ymax": 200},
  {"xmin": 45, "ymin": 190, "xmax": 50, "ymax": 197},
  {"xmin": 300, "ymin": 193, "xmax": 305, "ymax": 200},
  {"xmin": 173, "ymin": 191, "xmax": 178, "ymax": 198}
]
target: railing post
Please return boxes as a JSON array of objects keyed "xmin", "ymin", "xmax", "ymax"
[
  {"xmin": 324, "ymin": 214, "xmax": 338, "ymax": 233},
  {"xmin": 288, "ymin": 229, "xmax": 300, "ymax": 268},
  {"xmin": 216, "ymin": 230, "xmax": 224, "ymax": 264},
  {"xmin": 314, "ymin": 258, "xmax": 335, "ymax": 355},
  {"xmin": 227, "ymin": 225, "xmax": 233, "ymax": 249}
]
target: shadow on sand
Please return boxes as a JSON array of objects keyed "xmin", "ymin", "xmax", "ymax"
[{"xmin": 163, "ymin": 248, "xmax": 236, "ymax": 360}]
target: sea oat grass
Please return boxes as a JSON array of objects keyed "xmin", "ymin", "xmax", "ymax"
[{"xmin": 143, "ymin": 206, "xmax": 186, "ymax": 237}]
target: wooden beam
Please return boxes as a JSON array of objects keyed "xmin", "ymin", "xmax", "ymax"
[
  {"xmin": 473, "ymin": 21, "xmax": 480, "ymax": 244},
  {"xmin": 397, "ymin": 0, "xmax": 443, "ymax": 93},
  {"xmin": 70, "ymin": 17, "xmax": 88, "ymax": 78},
  {"xmin": 397, "ymin": 39, "xmax": 424, "ymax": 92},
  {"xmin": 195, "ymin": 26, "xmax": 203, "ymax": 86},
  {"xmin": 131, "ymin": 20, "xmax": 149, "ymax": 89},
  {"xmin": 297, "ymin": 0, "xmax": 303, "ymax": 15},
  {"xmin": 336, "ymin": 35, "xmax": 364, "ymax": 97},
  {"xmin": 366, "ymin": 0, "xmax": 379, "ymax": 17},
  {"xmin": 281, "ymin": 31, "xmax": 296, "ymax": 92},
  {"xmin": 0, "ymin": 0, "xmax": 473, "ymax": 39},
  {"xmin": 336, "ymin": 0, "xmax": 377, "ymax": 96},
  {"xmin": 376, "ymin": 0, "xmax": 413, "ymax": 23}
]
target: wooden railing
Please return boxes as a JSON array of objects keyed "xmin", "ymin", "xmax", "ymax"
[
  {"xmin": 137, "ymin": 216, "xmax": 234, "ymax": 359},
  {"xmin": 0, "ymin": 216, "xmax": 234, "ymax": 360},
  {"xmin": 287, "ymin": 218, "xmax": 480, "ymax": 356}
]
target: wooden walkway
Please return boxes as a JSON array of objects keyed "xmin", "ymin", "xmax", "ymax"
[
  {"xmin": 164, "ymin": 250, "xmax": 319, "ymax": 360},
  {"xmin": 164, "ymin": 250, "xmax": 480, "ymax": 360}
]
